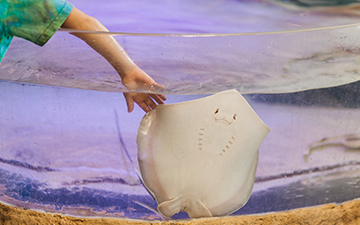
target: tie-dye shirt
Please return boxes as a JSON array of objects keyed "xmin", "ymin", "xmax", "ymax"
[{"xmin": 0, "ymin": 0, "xmax": 73, "ymax": 61}]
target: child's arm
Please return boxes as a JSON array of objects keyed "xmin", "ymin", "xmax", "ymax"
[{"xmin": 61, "ymin": 7, "xmax": 166, "ymax": 112}]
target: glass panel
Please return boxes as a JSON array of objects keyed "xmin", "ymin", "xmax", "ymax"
[{"xmin": 1, "ymin": 0, "xmax": 360, "ymax": 220}]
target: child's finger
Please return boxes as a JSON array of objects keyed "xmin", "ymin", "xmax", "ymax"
[
  {"xmin": 147, "ymin": 99, "xmax": 157, "ymax": 111},
  {"xmin": 123, "ymin": 93, "xmax": 135, "ymax": 113},
  {"xmin": 150, "ymin": 94, "xmax": 166, "ymax": 104},
  {"xmin": 138, "ymin": 101, "xmax": 151, "ymax": 113},
  {"xmin": 159, "ymin": 94, "xmax": 167, "ymax": 101}
]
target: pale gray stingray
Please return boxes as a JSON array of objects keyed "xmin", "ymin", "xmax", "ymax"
[{"xmin": 137, "ymin": 89, "xmax": 270, "ymax": 218}]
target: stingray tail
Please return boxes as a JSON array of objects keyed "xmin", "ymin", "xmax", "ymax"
[
  {"xmin": 132, "ymin": 200, "xmax": 170, "ymax": 220},
  {"xmin": 158, "ymin": 196, "xmax": 213, "ymax": 218},
  {"xmin": 114, "ymin": 110, "xmax": 142, "ymax": 183}
]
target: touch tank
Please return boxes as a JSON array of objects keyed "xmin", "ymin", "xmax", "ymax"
[{"xmin": 1, "ymin": 0, "xmax": 360, "ymax": 221}]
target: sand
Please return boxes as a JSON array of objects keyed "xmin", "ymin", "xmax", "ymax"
[{"xmin": 1, "ymin": 199, "xmax": 360, "ymax": 225}]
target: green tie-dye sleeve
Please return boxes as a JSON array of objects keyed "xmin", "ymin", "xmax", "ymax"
[{"xmin": 0, "ymin": 0, "xmax": 74, "ymax": 61}]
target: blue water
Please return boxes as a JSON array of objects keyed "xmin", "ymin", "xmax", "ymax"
[{"xmin": 1, "ymin": 0, "xmax": 360, "ymax": 220}]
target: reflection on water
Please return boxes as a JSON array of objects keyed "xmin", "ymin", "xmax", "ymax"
[
  {"xmin": 1, "ymin": 0, "xmax": 360, "ymax": 220},
  {"xmin": 1, "ymin": 0, "xmax": 360, "ymax": 94}
]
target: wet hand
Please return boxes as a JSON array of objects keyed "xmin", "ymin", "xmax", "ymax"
[{"xmin": 121, "ymin": 66, "xmax": 166, "ymax": 113}]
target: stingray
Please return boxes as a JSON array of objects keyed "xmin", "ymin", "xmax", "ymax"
[
  {"xmin": 136, "ymin": 89, "xmax": 270, "ymax": 218},
  {"xmin": 304, "ymin": 134, "xmax": 360, "ymax": 162}
]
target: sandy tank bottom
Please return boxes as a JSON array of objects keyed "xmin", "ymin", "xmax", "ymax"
[{"xmin": 1, "ymin": 199, "xmax": 360, "ymax": 225}]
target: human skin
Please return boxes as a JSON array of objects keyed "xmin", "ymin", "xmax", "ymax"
[{"xmin": 61, "ymin": 7, "xmax": 166, "ymax": 113}]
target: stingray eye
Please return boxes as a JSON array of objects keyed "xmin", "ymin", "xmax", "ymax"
[
  {"xmin": 233, "ymin": 114, "xmax": 237, "ymax": 120},
  {"xmin": 214, "ymin": 109, "xmax": 219, "ymax": 114}
]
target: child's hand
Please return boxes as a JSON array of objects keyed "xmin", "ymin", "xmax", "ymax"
[{"xmin": 122, "ymin": 66, "xmax": 166, "ymax": 113}]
